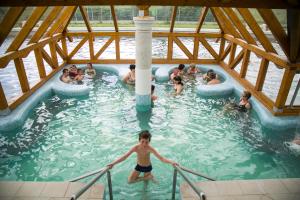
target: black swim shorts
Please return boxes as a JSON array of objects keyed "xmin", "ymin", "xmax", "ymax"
[{"xmin": 135, "ymin": 164, "xmax": 152, "ymax": 173}]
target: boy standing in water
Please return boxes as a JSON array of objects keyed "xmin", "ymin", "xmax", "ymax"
[{"xmin": 107, "ymin": 130, "xmax": 177, "ymax": 183}]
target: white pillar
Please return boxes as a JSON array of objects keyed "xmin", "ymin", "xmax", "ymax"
[{"xmin": 134, "ymin": 15, "xmax": 154, "ymax": 111}]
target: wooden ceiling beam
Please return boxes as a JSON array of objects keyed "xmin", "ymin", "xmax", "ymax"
[
  {"xmin": 210, "ymin": 8, "xmax": 227, "ymax": 34},
  {"xmin": 79, "ymin": 6, "xmax": 92, "ymax": 32},
  {"xmin": 287, "ymin": 9, "xmax": 300, "ymax": 63},
  {"xmin": 6, "ymin": 7, "xmax": 47, "ymax": 52},
  {"xmin": 212, "ymin": 7, "xmax": 241, "ymax": 38},
  {"xmin": 222, "ymin": 8, "xmax": 257, "ymax": 45},
  {"xmin": 29, "ymin": 6, "xmax": 64, "ymax": 44},
  {"xmin": 196, "ymin": 7, "xmax": 208, "ymax": 33},
  {"xmin": 170, "ymin": 6, "xmax": 177, "ymax": 33},
  {"xmin": 0, "ymin": 7, "xmax": 25, "ymax": 46},
  {"xmin": 237, "ymin": 8, "xmax": 277, "ymax": 53},
  {"xmin": 258, "ymin": 9, "xmax": 289, "ymax": 58},
  {"xmin": 63, "ymin": 6, "xmax": 78, "ymax": 33},
  {"xmin": 45, "ymin": 6, "xmax": 76, "ymax": 37},
  {"xmin": 110, "ymin": 5, "xmax": 119, "ymax": 32},
  {"xmin": 1, "ymin": 0, "xmax": 298, "ymax": 9}
]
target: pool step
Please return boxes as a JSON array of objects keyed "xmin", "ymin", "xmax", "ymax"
[
  {"xmin": 180, "ymin": 178, "xmax": 300, "ymax": 200},
  {"xmin": 0, "ymin": 181, "xmax": 105, "ymax": 199}
]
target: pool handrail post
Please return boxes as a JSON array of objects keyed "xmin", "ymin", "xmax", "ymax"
[
  {"xmin": 172, "ymin": 165, "xmax": 216, "ymax": 200},
  {"xmin": 107, "ymin": 170, "xmax": 113, "ymax": 200},
  {"xmin": 171, "ymin": 168, "xmax": 177, "ymax": 200},
  {"xmin": 70, "ymin": 166, "xmax": 113, "ymax": 200}
]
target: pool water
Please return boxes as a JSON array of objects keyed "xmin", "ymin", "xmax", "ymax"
[{"xmin": 0, "ymin": 71, "xmax": 299, "ymax": 199}]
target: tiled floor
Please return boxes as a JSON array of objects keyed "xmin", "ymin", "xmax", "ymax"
[
  {"xmin": 0, "ymin": 182, "xmax": 104, "ymax": 200},
  {"xmin": 180, "ymin": 179, "xmax": 300, "ymax": 200}
]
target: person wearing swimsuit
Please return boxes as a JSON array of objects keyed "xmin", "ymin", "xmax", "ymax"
[
  {"xmin": 170, "ymin": 64, "xmax": 185, "ymax": 81},
  {"xmin": 234, "ymin": 91, "xmax": 251, "ymax": 112},
  {"xmin": 69, "ymin": 65, "xmax": 78, "ymax": 80},
  {"xmin": 107, "ymin": 130, "xmax": 177, "ymax": 183},
  {"xmin": 187, "ymin": 63, "xmax": 200, "ymax": 75},
  {"xmin": 123, "ymin": 64, "xmax": 136, "ymax": 85},
  {"xmin": 173, "ymin": 76, "xmax": 184, "ymax": 95}
]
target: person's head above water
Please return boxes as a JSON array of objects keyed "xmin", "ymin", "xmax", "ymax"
[
  {"xmin": 209, "ymin": 72, "xmax": 217, "ymax": 80},
  {"xmin": 174, "ymin": 76, "xmax": 182, "ymax": 84},
  {"xmin": 77, "ymin": 69, "xmax": 84, "ymax": 75},
  {"xmin": 190, "ymin": 63, "xmax": 196, "ymax": 69},
  {"xmin": 87, "ymin": 63, "xmax": 93, "ymax": 69},
  {"xmin": 129, "ymin": 64, "xmax": 136, "ymax": 71},
  {"xmin": 242, "ymin": 91, "xmax": 251, "ymax": 100},
  {"xmin": 207, "ymin": 69, "xmax": 214, "ymax": 75},
  {"xmin": 63, "ymin": 68, "xmax": 68, "ymax": 75},
  {"xmin": 178, "ymin": 64, "xmax": 185, "ymax": 71},
  {"xmin": 139, "ymin": 130, "xmax": 151, "ymax": 147}
]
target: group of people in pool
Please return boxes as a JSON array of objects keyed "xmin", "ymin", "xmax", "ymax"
[
  {"xmin": 170, "ymin": 63, "xmax": 221, "ymax": 95},
  {"xmin": 60, "ymin": 63, "xmax": 96, "ymax": 84}
]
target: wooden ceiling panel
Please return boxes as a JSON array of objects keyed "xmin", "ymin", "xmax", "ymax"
[{"xmin": 0, "ymin": 0, "xmax": 298, "ymax": 9}]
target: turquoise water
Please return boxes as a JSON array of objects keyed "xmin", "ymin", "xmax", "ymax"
[{"xmin": 0, "ymin": 71, "xmax": 300, "ymax": 199}]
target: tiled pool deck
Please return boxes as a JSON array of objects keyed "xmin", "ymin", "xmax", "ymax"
[
  {"xmin": 0, "ymin": 182, "xmax": 104, "ymax": 200},
  {"xmin": 181, "ymin": 178, "xmax": 300, "ymax": 200},
  {"xmin": 0, "ymin": 178, "xmax": 299, "ymax": 200}
]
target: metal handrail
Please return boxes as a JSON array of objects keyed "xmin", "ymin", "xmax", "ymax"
[
  {"xmin": 69, "ymin": 167, "xmax": 106, "ymax": 182},
  {"xmin": 179, "ymin": 166, "xmax": 216, "ymax": 181},
  {"xmin": 70, "ymin": 166, "xmax": 113, "ymax": 200},
  {"xmin": 171, "ymin": 165, "xmax": 216, "ymax": 200}
]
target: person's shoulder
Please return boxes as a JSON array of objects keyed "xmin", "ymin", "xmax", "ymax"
[
  {"xmin": 246, "ymin": 102, "xmax": 251, "ymax": 109},
  {"xmin": 131, "ymin": 144, "xmax": 139, "ymax": 151}
]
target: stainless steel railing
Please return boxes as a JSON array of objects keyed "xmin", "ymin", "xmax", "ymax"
[
  {"xmin": 69, "ymin": 166, "xmax": 113, "ymax": 200},
  {"xmin": 171, "ymin": 165, "xmax": 216, "ymax": 200}
]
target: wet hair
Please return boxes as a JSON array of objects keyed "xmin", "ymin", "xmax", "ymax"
[
  {"xmin": 174, "ymin": 76, "xmax": 183, "ymax": 85},
  {"xmin": 63, "ymin": 68, "xmax": 68, "ymax": 74},
  {"xmin": 190, "ymin": 63, "xmax": 196, "ymax": 68},
  {"xmin": 87, "ymin": 63, "xmax": 93, "ymax": 68},
  {"xmin": 151, "ymin": 85, "xmax": 155, "ymax": 92},
  {"xmin": 78, "ymin": 69, "xmax": 83, "ymax": 73},
  {"xmin": 209, "ymin": 72, "xmax": 216, "ymax": 79},
  {"xmin": 243, "ymin": 91, "xmax": 251, "ymax": 100},
  {"xmin": 72, "ymin": 65, "xmax": 77, "ymax": 68},
  {"xmin": 129, "ymin": 64, "xmax": 136, "ymax": 70},
  {"xmin": 139, "ymin": 130, "xmax": 151, "ymax": 141},
  {"xmin": 178, "ymin": 64, "xmax": 185, "ymax": 70},
  {"xmin": 207, "ymin": 69, "xmax": 214, "ymax": 75}
]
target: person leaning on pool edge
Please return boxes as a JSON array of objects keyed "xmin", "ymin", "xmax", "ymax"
[{"xmin": 123, "ymin": 64, "xmax": 136, "ymax": 85}]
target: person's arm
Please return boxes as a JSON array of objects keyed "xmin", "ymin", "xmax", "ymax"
[
  {"xmin": 123, "ymin": 73, "xmax": 130, "ymax": 82},
  {"xmin": 107, "ymin": 146, "xmax": 136, "ymax": 169},
  {"xmin": 176, "ymin": 85, "xmax": 183, "ymax": 95},
  {"xmin": 149, "ymin": 146, "xmax": 177, "ymax": 165},
  {"xmin": 245, "ymin": 102, "xmax": 251, "ymax": 109}
]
